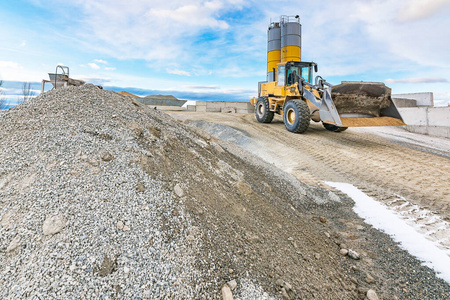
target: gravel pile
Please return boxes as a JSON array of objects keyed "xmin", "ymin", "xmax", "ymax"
[{"xmin": 0, "ymin": 85, "xmax": 206, "ymax": 298}]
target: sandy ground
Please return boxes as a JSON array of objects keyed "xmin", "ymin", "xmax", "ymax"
[{"xmin": 171, "ymin": 112, "xmax": 450, "ymax": 255}]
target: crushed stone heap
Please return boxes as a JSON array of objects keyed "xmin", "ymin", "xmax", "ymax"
[{"xmin": 1, "ymin": 84, "xmax": 361, "ymax": 299}]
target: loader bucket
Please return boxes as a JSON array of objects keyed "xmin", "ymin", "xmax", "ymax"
[{"xmin": 329, "ymin": 81, "xmax": 405, "ymax": 127}]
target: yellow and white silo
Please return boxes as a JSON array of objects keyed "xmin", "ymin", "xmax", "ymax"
[
  {"xmin": 280, "ymin": 15, "xmax": 301, "ymax": 63},
  {"xmin": 267, "ymin": 21, "xmax": 281, "ymax": 82}
]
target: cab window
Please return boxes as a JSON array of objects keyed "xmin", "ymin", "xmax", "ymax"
[
  {"xmin": 277, "ymin": 66, "xmax": 285, "ymax": 86},
  {"xmin": 287, "ymin": 67, "xmax": 300, "ymax": 85},
  {"xmin": 301, "ymin": 66, "xmax": 312, "ymax": 83}
]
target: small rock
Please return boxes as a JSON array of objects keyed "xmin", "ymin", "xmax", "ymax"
[
  {"xmin": 124, "ymin": 266, "xmax": 130, "ymax": 274},
  {"xmin": 281, "ymin": 287, "xmax": 290, "ymax": 300},
  {"xmin": 214, "ymin": 144, "xmax": 225, "ymax": 153},
  {"xmin": 174, "ymin": 184, "xmax": 184, "ymax": 197},
  {"xmin": 236, "ymin": 180, "xmax": 252, "ymax": 195},
  {"xmin": 143, "ymin": 289, "xmax": 151, "ymax": 299},
  {"xmin": 227, "ymin": 279, "xmax": 237, "ymax": 290},
  {"xmin": 357, "ymin": 287, "xmax": 369, "ymax": 294},
  {"xmin": 348, "ymin": 249, "xmax": 360, "ymax": 260},
  {"xmin": 366, "ymin": 289, "xmax": 379, "ymax": 300},
  {"xmin": 136, "ymin": 182, "xmax": 145, "ymax": 192},
  {"xmin": 87, "ymin": 158, "xmax": 99, "ymax": 167},
  {"xmin": 340, "ymin": 249, "xmax": 348, "ymax": 256},
  {"xmin": 228, "ymin": 268, "xmax": 234, "ymax": 274},
  {"xmin": 42, "ymin": 214, "xmax": 66, "ymax": 236},
  {"xmin": 388, "ymin": 248, "xmax": 392, "ymax": 253},
  {"xmin": 117, "ymin": 220, "xmax": 124, "ymax": 230},
  {"xmin": 365, "ymin": 274, "xmax": 375, "ymax": 284},
  {"xmin": 350, "ymin": 277, "xmax": 358, "ymax": 284},
  {"xmin": 6, "ymin": 236, "xmax": 21, "ymax": 252},
  {"xmin": 339, "ymin": 243, "xmax": 347, "ymax": 250},
  {"xmin": 123, "ymin": 225, "xmax": 130, "ymax": 231},
  {"xmin": 275, "ymin": 279, "xmax": 284, "ymax": 288},
  {"xmin": 0, "ymin": 212, "xmax": 13, "ymax": 228},
  {"xmin": 101, "ymin": 151, "xmax": 114, "ymax": 162},
  {"xmin": 324, "ymin": 232, "xmax": 331, "ymax": 238},
  {"xmin": 284, "ymin": 281, "xmax": 293, "ymax": 292},
  {"xmin": 94, "ymin": 255, "xmax": 118, "ymax": 277},
  {"xmin": 319, "ymin": 216, "xmax": 327, "ymax": 223},
  {"xmin": 314, "ymin": 253, "xmax": 321, "ymax": 260},
  {"xmin": 221, "ymin": 284, "xmax": 234, "ymax": 300}
]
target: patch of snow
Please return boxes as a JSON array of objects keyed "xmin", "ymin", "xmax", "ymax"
[{"xmin": 326, "ymin": 181, "xmax": 450, "ymax": 284}]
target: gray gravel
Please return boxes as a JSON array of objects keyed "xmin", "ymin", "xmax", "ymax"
[{"xmin": 0, "ymin": 85, "xmax": 202, "ymax": 299}]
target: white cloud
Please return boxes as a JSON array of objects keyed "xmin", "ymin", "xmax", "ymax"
[
  {"xmin": 166, "ymin": 68, "xmax": 191, "ymax": 76},
  {"xmin": 352, "ymin": 0, "xmax": 450, "ymax": 68},
  {"xmin": 88, "ymin": 63, "xmax": 101, "ymax": 70},
  {"xmin": 183, "ymin": 85, "xmax": 220, "ymax": 90},
  {"xmin": 386, "ymin": 78, "xmax": 448, "ymax": 84},
  {"xmin": 0, "ymin": 61, "xmax": 43, "ymax": 82},
  {"xmin": 0, "ymin": 61, "xmax": 22, "ymax": 70},
  {"xmin": 398, "ymin": 0, "xmax": 450, "ymax": 22},
  {"xmin": 146, "ymin": 3, "xmax": 229, "ymax": 30},
  {"xmin": 93, "ymin": 59, "xmax": 108, "ymax": 64},
  {"xmin": 40, "ymin": 0, "xmax": 245, "ymax": 67},
  {"xmin": 104, "ymin": 67, "xmax": 116, "ymax": 71}
]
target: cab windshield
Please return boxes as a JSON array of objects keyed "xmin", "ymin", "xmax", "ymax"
[{"xmin": 286, "ymin": 62, "xmax": 315, "ymax": 84}]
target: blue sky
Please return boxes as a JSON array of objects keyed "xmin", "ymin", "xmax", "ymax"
[{"xmin": 1, "ymin": 0, "xmax": 450, "ymax": 106}]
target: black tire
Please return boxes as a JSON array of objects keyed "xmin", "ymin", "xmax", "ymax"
[
  {"xmin": 283, "ymin": 100, "xmax": 310, "ymax": 133},
  {"xmin": 255, "ymin": 97, "xmax": 274, "ymax": 123},
  {"xmin": 323, "ymin": 123, "xmax": 348, "ymax": 132}
]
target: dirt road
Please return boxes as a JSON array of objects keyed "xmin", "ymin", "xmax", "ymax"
[{"xmin": 171, "ymin": 112, "xmax": 450, "ymax": 251}]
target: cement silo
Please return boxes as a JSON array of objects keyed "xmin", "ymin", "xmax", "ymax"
[
  {"xmin": 267, "ymin": 21, "xmax": 281, "ymax": 82},
  {"xmin": 280, "ymin": 15, "xmax": 301, "ymax": 63}
]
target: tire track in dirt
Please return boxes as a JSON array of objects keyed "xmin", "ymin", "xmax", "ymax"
[{"xmin": 235, "ymin": 114, "xmax": 449, "ymax": 219}]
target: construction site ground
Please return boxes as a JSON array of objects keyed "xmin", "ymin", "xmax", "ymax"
[
  {"xmin": 170, "ymin": 111, "xmax": 450, "ymax": 298},
  {"xmin": 1, "ymin": 87, "xmax": 449, "ymax": 300}
]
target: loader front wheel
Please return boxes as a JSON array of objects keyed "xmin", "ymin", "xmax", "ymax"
[
  {"xmin": 283, "ymin": 100, "xmax": 311, "ymax": 133},
  {"xmin": 255, "ymin": 97, "xmax": 274, "ymax": 123},
  {"xmin": 323, "ymin": 123, "xmax": 348, "ymax": 132}
]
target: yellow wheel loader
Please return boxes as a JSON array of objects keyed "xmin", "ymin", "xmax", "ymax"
[
  {"xmin": 250, "ymin": 61, "xmax": 405, "ymax": 133},
  {"xmin": 251, "ymin": 15, "xmax": 405, "ymax": 133}
]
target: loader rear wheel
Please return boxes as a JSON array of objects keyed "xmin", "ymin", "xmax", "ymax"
[
  {"xmin": 323, "ymin": 123, "xmax": 348, "ymax": 132},
  {"xmin": 255, "ymin": 97, "xmax": 274, "ymax": 123},
  {"xmin": 283, "ymin": 100, "xmax": 310, "ymax": 133}
]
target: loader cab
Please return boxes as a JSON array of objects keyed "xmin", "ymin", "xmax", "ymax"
[{"xmin": 277, "ymin": 61, "xmax": 318, "ymax": 86}]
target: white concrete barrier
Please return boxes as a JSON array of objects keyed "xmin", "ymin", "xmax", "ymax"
[
  {"xmin": 392, "ymin": 92, "xmax": 433, "ymax": 107},
  {"xmin": 398, "ymin": 107, "xmax": 450, "ymax": 138},
  {"xmin": 191, "ymin": 101, "xmax": 253, "ymax": 113},
  {"xmin": 398, "ymin": 107, "xmax": 428, "ymax": 126}
]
